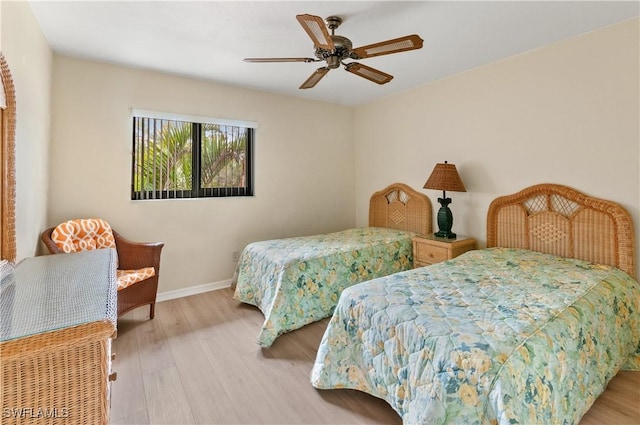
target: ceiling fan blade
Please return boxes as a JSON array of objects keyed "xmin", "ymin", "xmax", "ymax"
[
  {"xmin": 296, "ymin": 14, "xmax": 334, "ymax": 50},
  {"xmin": 243, "ymin": 57, "xmax": 317, "ymax": 63},
  {"xmin": 351, "ymin": 34, "xmax": 423, "ymax": 59},
  {"xmin": 300, "ymin": 67, "xmax": 330, "ymax": 89},
  {"xmin": 345, "ymin": 63, "xmax": 393, "ymax": 85}
]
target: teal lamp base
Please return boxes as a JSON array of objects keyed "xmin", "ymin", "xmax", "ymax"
[{"xmin": 434, "ymin": 197, "xmax": 457, "ymax": 239}]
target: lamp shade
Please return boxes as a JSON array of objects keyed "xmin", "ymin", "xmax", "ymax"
[{"xmin": 423, "ymin": 161, "xmax": 466, "ymax": 192}]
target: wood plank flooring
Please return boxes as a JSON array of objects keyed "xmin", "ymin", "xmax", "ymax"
[{"xmin": 110, "ymin": 288, "xmax": 640, "ymax": 424}]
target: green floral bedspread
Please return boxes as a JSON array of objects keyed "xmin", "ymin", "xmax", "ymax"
[
  {"xmin": 311, "ymin": 248, "xmax": 640, "ymax": 425},
  {"xmin": 233, "ymin": 227, "xmax": 416, "ymax": 347}
]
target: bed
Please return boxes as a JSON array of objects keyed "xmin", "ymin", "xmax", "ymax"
[
  {"xmin": 233, "ymin": 183, "xmax": 432, "ymax": 347},
  {"xmin": 311, "ymin": 183, "xmax": 639, "ymax": 424}
]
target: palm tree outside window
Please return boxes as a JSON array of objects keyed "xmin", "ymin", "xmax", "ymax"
[{"xmin": 131, "ymin": 110, "xmax": 255, "ymax": 200}]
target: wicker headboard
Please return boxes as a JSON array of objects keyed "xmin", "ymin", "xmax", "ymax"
[
  {"xmin": 369, "ymin": 183, "xmax": 432, "ymax": 235},
  {"xmin": 487, "ymin": 184, "xmax": 636, "ymax": 279}
]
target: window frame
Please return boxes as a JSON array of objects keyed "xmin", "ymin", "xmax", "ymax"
[{"xmin": 130, "ymin": 109, "xmax": 256, "ymax": 200}]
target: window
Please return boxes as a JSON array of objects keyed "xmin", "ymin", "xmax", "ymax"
[{"xmin": 131, "ymin": 110, "xmax": 255, "ymax": 200}]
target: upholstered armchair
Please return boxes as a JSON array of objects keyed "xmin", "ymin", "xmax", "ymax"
[{"xmin": 41, "ymin": 218, "xmax": 164, "ymax": 319}]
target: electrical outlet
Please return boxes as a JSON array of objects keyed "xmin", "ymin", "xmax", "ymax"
[{"xmin": 232, "ymin": 251, "xmax": 240, "ymax": 262}]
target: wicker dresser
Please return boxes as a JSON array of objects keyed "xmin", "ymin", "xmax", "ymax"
[{"xmin": 1, "ymin": 249, "xmax": 118, "ymax": 425}]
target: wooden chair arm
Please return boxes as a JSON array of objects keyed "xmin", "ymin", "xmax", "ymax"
[
  {"xmin": 112, "ymin": 230, "xmax": 164, "ymax": 272},
  {"xmin": 41, "ymin": 227, "xmax": 65, "ymax": 254}
]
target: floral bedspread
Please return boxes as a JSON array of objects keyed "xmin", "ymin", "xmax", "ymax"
[
  {"xmin": 311, "ymin": 248, "xmax": 640, "ymax": 425},
  {"xmin": 233, "ymin": 227, "xmax": 416, "ymax": 347}
]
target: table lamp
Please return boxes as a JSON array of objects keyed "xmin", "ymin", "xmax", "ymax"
[{"xmin": 423, "ymin": 161, "xmax": 466, "ymax": 239}]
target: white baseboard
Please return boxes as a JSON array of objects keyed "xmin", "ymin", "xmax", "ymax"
[{"xmin": 156, "ymin": 279, "xmax": 232, "ymax": 303}]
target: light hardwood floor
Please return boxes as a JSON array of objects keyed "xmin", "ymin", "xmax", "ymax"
[{"xmin": 110, "ymin": 288, "xmax": 640, "ymax": 425}]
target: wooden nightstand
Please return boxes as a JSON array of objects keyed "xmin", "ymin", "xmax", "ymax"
[{"xmin": 412, "ymin": 234, "xmax": 477, "ymax": 268}]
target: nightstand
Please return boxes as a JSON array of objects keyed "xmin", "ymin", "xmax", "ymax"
[{"xmin": 412, "ymin": 234, "xmax": 477, "ymax": 268}]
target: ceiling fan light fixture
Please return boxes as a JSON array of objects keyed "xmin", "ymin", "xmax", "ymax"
[{"xmin": 326, "ymin": 56, "xmax": 340, "ymax": 69}]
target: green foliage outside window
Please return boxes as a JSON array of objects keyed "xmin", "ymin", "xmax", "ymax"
[{"xmin": 132, "ymin": 116, "xmax": 253, "ymax": 199}]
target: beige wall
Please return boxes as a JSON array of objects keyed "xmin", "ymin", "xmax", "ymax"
[
  {"xmin": 354, "ymin": 18, "xmax": 640, "ymax": 279},
  {"xmin": 4, "ymin": 4, "xmax": 639, "ymax": 289},
  {"xmin": 1, "ymin": 1, "xmax": 52, "ymax": 260},
  {"xmin": 49, "ymin": 57, "xmax": 355, "ymax": 292}
]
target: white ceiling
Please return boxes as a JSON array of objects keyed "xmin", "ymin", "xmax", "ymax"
[{"xmin": 28, "ymin": 1, "xmax": 639, "ymax": 107}]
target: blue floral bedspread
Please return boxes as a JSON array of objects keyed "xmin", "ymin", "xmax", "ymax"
[
  {"xmin": 311, "ymin": 248, "xmax": 640, "ymax": 424},
  {"xmin": 233, "ymin": 227, "xmax": 416, "ymax": 347}
]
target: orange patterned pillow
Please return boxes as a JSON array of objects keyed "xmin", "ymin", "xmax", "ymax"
[{"xmin": 51, "ymin": 218, "xmax": 116, "ymax": 253}]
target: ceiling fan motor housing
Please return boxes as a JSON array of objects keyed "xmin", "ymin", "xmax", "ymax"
[{"xmin": 314, "ymin": 35, "xmax": 353, "ymax": 68}]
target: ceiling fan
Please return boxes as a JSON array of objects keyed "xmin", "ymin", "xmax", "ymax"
[{"xmin": 243, "ymin": 14, "xmax": 424, "ymax": 89}]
